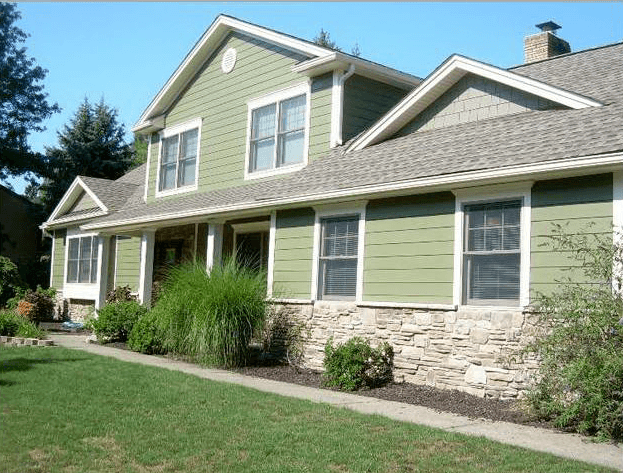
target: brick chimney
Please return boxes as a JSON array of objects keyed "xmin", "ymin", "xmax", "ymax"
[{"xmin": 524, "ymin": 21, "xmax": 571, "ymax": 63}]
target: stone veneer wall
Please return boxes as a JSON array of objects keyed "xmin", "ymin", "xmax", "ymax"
[
  {"xmin": 55, "ymin": 292, "xmax": 94, "ymax": 322},
  {"xmin": 275, "ymin": 301, "xmax": 540, "ymax": 400}
]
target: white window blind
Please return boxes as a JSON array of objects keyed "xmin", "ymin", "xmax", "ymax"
[
  {"xmin": 67, "ymin": 236, "xmax": 98, "ymax": 284},
  {"xmin": 318, "ymin": 216, "xmax": 359, "ymax": 300},
  {"xmin": 463, "ymin": 201, "xmax": 521, "ymax": 304}
]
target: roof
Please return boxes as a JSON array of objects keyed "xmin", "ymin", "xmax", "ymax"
[{"xmin": 71, "ymin": 40, "xmax": 623, "ymax": 231}]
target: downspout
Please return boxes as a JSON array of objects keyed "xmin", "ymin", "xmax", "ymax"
[{"xmin": 333, "ymin": 64, "xmax": 356, "ymax": 147}]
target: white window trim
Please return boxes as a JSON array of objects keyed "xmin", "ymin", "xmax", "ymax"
[
  {"xmin": 155, "ymin": 117, "xmax": 202, "ymax": 198},
  {"xmin": 63, "ymin": 228, "xmax": 102, "ymax": 301},
  {"xmin": 244, "ymin": 82, "xmax": 311, "ymax": 180},
  {"xmin": 311, "ymin": 202, "xmax": 367, "ymax": 302},
  {"xmin": 452, "ymin": 183, "xmax": 532, "ymax": 309}
]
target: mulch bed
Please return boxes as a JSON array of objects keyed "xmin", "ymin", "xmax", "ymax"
[
  {"xmin": 95, "ymin": 340, "xmax": 550, "ymax": 429},
  {"xmin": 236, "ymin": 364, "xmax": 552, "ymax": 429}
]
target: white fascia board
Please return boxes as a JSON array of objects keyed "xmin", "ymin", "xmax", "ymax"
[
  {"xmin": 293, "ymin": 52, "xmax": 422, "ymax": 90},
  {"xmin": 349, "ymin": 55, "xmax": 603, "ymax": 152},
  {"xmin": 45, "ymin": 177, "xmax": 108, "ymax": 225},
  {"xmin": 133, "ymin": 15, "xmax": 331, "ymax": 131},
  {"xmin": 80, "ymin": 151, "xmax": 623, "ymax": 233}
]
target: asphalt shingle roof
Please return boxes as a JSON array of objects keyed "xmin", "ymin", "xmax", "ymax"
[{"xmin": 60, "ymin": 42, "xmax": 623, "ymax": 229}]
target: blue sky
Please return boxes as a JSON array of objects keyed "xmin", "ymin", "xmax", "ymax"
[{"xmin": 8, "ymin": 2, "xmax": 623, "ymax": 193}]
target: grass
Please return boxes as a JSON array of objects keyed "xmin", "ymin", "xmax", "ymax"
[{"xmin": 0, "ymin": 346, "xmax": 616, "ymax": 473}]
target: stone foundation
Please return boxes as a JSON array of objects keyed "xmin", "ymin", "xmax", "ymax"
[
  {"xmin": 275, "ymin": 300, "xmax": 540, "ymax": 400},
  {"xmin": 54, "ymin": 292, "xmax": 95, "ymax": 322}
]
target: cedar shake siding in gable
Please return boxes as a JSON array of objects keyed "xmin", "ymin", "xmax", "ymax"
[
  {"xmin": 342, "ymin": 74, "xmax": 409, "ymax": 143},
  {"xmin": 145, "ymin": 32, "xmax": 333, "ymax": 202},
  {"xmin": 52, "ymin": 229, "xmax": 66, "ymax": 288},
  {"xmin": 396, "ymin": 73, "xmax": 561, "ymax": 137},
  {"xmin": 530, "ymin": 173, "xmax": 613, "ymax": 296},
  {"xmin": 114, "ymin": 236, "xmax": 141, "ymax": 292},
  {"xmin": 272, "ymin": 208, "xmax": 315, "ymax": 299},
  {"xmin": 364, "ymin": 193, "xmax": 455, "ymax": 304}
]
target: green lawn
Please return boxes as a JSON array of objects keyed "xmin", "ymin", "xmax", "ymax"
[{"xmin": 0, "ymin": 346, "xmax": 614, "ymax": 473}]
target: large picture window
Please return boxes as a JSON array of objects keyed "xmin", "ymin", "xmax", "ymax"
[
  {"xmin": 248, "ymin": 92, "xmax": 307, "ymax": 175},
  {"xmin": 67, "ymin": 236, "xmax": 99, "ymax": 284},
  {"xmin": 158, "ymin": 124, "xmax": 199, "ymax": 193},
  {"xmin": 317, "ymin": 216, "xmax": 359, "ymax": 300},
  {"xmin": 462, "ymin": 200, "xmax": 521, "ymax": 305}
]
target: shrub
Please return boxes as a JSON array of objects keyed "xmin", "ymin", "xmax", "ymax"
[
  {"xmin": 0, "ymin": 310, "xmax": 46, "ymax": 339},
  {"xmin": 92, "ymin": 301, "xmax": 147, "ymax": 343},
  {"xmin": 323, "ymin": 337, "xmax": 393, "ymax": 391},
  {"xmin": 259, "ymin": 308, "xmax": 307, "ymax": 366},
  {"xmin": 106, "ymin": 285, "xmax": 137, "ymax": 304},
  {"xmin": 127, "ymin": 310, "xmax": 164, "ymax": 355},
  {"xmin": 0, "ymin": 256, "xmax": 25, "ymax": 307},
  {"xmin": 129, "ymin": 258, "xmax": 269, "ymax": 367},
  {"xmin": 22, "ymin": 287, "xmax": 55, "ymax": 323},
  {"xmin": 525, "ymin": 225, "xmax": 623, "ymax": 440}
]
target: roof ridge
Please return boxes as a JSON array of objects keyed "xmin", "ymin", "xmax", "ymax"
[{"xmin": 508, "ymin": 40, "xmax": 623, "ymax": 70}]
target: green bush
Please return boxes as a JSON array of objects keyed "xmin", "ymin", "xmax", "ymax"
[
  {"xmin": 323, "ymin": 337, "xmax": 394, "ymax": 391},
  {"xmin": 128, "ymin": 258, "xmax": 269, "ymax": 367},
  {"xmin": 0, "ymin": 256, "xmax": 25, "ymax": 308},
  {"xmin": 526, "ymin": 225, "xmax": 623, "ymax": 440},
  {"xmin": 92, "ymin": 301, "xmax": 147, "ymax": 343},
  {"xmin": 22, "ymin": 287, "xmax": 55, "ymax": 323},
  {"xmin": 127, "ymin": 310, "xmax": 164, "ymax": 354},
  {"xmin": 0, "ymin": 310, "xmax": 46, "ymax": 339}
]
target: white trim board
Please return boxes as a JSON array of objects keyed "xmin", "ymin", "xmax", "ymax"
[
  {"xmin": 349, "ymin": 54, "xmax": 602, "ymax": 152},
  {"xmin": 45, "ymin": 177, "xmax": 108, "ymax": 225}
]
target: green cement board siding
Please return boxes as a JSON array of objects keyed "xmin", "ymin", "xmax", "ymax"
[
  {"xmin": 146, "ymin": 32, "xmax": 332, "ymax": 203},
  {"xmin": 52, "ymin": 229, "xmax": 66, "ymax": 289},
  {"xmin": 342, "ymin": 74, "xmax": 408, "ymax": 142},
  {"xmin": 67, "ymin": 191, "xmax": 98, "ymax": 213},
  {"xmin": 114, "ymin": 236, "xmax": 141, "ymax": 292},
  {"xmin": 273, "ymin": 208, "xmax": 315, "ymax": 299},
  {"xmin": 364, "ymin": 193, "xmax": 455, "ymax": 304},
  {"xmin": 531, "ymin": 174, "xmax": 613, "ymax": 296}
]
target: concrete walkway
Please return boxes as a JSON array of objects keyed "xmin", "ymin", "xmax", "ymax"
[{"xmin": 49, "ymin": 333, "xmax": 623, "ymax": 471}]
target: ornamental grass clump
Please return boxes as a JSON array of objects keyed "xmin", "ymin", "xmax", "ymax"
[
  {"xmin": 323, "ymin": 336, "xmax": 394, "ymax": 391},
  {"xmin": 526, "ymin": 224, "xmax": 623, "ymax": 440},
  {"xmin": 129, "ymin": 259, "xmax": 269, "ymax": 367}
]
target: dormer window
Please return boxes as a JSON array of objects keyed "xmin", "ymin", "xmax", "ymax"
[
  {"xmin": 156, "ymin": 118, "xmax": 201, "ymax": 196},
  {"xmin": 245, "ymin": 83, "xmax": 310, "ymax": 179}
]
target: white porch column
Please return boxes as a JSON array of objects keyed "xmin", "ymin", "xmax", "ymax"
[
  {"xmin": 206, "ymin": 223, "xmax": 224, "ymax": 272},
  {"xmin": 138, "ymin": 229, "xmax": 156, "ymax": 306},
  {"xmin": 95, "ymin": 235, "xmax": 110, "ymax": 310}
]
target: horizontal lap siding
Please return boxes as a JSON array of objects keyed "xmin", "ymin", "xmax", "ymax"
[
  {"xmin": 531, "ymin": 174, "xmax": 612, "ymax": 296},
  {"xmin": 115, "ymin": 237, "xmax": 141, "ymax": 292},
  {"xmin": 364, "ymin": 193, "xmax": 455, "ymax": 304},
  {"xmin": 52, "ymin": 229, "xmax": 66, "ymax": 289},
  {"xmin": 342, "ymin": 75, "xmax": 408, "ymax": 142},
  {"xmin": 273, "ymin": 208, "xmax": 315, "ymax": 299},
  {"xmin": 147, "ymin": 32, "xmax": 331, "ymax": 202}
]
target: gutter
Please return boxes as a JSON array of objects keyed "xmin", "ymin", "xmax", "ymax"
[{"xmin": 81, "ymin": 151, "xmax": 623, "ymax": 232}]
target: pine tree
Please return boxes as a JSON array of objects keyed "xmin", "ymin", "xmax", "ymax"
[{"xmin": 40, "ymin": 98, "xmax": 133, "ymax": 213}]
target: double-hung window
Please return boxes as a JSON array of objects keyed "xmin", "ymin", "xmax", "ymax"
[
  {"xmin": 67, "ymin": 236, "xmax": 98, "ymax": 284},
  {"xmin": 317, "ymin": 216, "xmax": 359, "ymax": 300},
  {"xmin": 158, "ymin": 121, "xmax": 200, "ymax": 193},
  {"xmin": 247, "ymin": 85, "xmax": 308, "ymax": 177},
  {"xmin": 462, "ymin": 200, "xmax": 521, "ymax": 305}
]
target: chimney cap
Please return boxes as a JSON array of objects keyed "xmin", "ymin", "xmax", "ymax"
[{"xmin": 536, "ymin": 21, "xmax": 562, "ymax": 33}]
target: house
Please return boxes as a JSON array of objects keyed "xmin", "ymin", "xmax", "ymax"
[
  {"xmin": 1, "ymin": 184, "xmax": 44, "ymax": 285},
  {"xmin": 41, "ymin": 16, "xmax": 623, "ymax": 398}
]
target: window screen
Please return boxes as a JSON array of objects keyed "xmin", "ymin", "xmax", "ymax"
[
  {"xmin": 159, "ymin": 127, "xmax": 199, "ymax": 191},
  {"xmin": 318, "ymin": 216, "xmax": 359, "ymax": 300},
  {"xmin": 66, "ymin": 236, "xmax": 99, "ymax": 284},
  {"xmin": 463, "ymin": 201, "xmax": 521, "ymax": 305}
]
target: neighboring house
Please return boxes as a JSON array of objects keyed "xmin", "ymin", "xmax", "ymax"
[
  {"xmin": 1, "ymin": 184, "xmax": 42, "ymax": 282},
  {"xmin": 41, "ymin": 16, "xmax": 623, "ymax": 398}
]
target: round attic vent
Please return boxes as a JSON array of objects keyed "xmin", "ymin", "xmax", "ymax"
[{"xmin": 221, "ymin": 48, "xmax": 237, "ymax": 74}]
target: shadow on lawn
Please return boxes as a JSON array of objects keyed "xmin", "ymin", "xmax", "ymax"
[{"xmin": 0, "ymin": 355, "xmax": 89, "ymax": 386}]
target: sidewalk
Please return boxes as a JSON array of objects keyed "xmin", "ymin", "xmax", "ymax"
[{"xmin": 49, "ymin": 333, "xmax": 623, "ymax": 471}]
